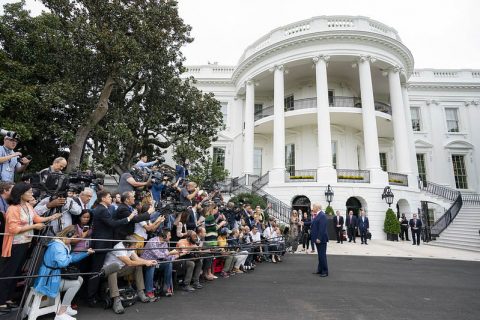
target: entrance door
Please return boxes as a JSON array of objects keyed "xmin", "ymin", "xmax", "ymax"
[
  {"xmin": 292, "ymin": 195, "xmax": 311, "ymax": 217},
  {"xmin": 345, "ymin": 197, "xmax": 362, "ymax": 217}
]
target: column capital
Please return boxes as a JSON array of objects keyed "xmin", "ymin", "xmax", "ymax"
[
  {"xmin": 312, "ymin": 54, "xmax": 330, "ymax": 64},
  {"xmin": 425, "ymin": 99, "xmax": 439, "ymax": 106},
  {"xmin": 269, "ymin": 64, "xmax": 285, "ymax": 73},
  {"xmin": 358, "ymin": 55, "xmax": 377, "ymax": 64}
]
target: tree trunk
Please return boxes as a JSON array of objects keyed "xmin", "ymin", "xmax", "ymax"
[{"xmin": 66, "ymin": 76, "xmax": 115, "ymax": 172}]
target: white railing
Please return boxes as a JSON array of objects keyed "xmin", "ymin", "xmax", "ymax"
[{"xmin": 238, "ymin": 16, "xmax": 402, "ymax": 63}]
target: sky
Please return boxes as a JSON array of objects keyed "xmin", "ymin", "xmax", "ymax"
[{"xmin": 3, "ymin": 0, "xmax": 480, "ymax": 69}]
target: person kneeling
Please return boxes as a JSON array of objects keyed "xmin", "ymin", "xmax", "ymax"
[
  {"xmin": 34, "ymin": 226, "xmax": 94, "ymax": 320},
  {"xmin": 103, "ymin": 236, "xmax": 157, "ymax": 314}
]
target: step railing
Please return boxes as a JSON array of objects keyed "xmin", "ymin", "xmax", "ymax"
[
  {"xmin": 227, "ymin": 174, "xmax": 291, "ymax": 225},
  {"xmin": 430, "ymin": 193, "xmax": 463, "ymax": 238},
  {"xmin": 252, "ymin": 171, "xmax": 269, "ymax": 191}
]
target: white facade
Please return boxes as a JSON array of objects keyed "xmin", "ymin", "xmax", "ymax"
[{"xmin": 182, "ymin": 16, "xmax": 480, "ymax": 238}]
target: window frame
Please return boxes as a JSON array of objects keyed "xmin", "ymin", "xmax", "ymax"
[
  {"xmin": 212, "ymin": 146, "xmax": 226, "ymax": 170},
  {"xmin": 451, "ymin": 154, "xmax": 468, "ymax": 189},
  {"xmin": 445, "ymin": 107, "xmax": 460, "ymax": 133},
  {"xmin": 410, "ymin": 107, "xmax": 422, "ymax": 132}
]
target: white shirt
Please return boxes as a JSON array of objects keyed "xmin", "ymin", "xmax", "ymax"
[
  {"xmin": 250, "ymin": 231, "xmax": 261, "ymax": 242},
  {"xmin": 104, "ymin": 242, "xmax": 134, "ymax": 269},
  {"xmin": 134, "ymin": 221, "xmax": 148, "ymax": 239}
]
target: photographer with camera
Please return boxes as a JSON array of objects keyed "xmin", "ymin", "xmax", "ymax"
[
  {"xmin": 38, "ymin": 157, "xmax": 68, "ymax": 184},
  {"xmin": 35, "ymin": 192, "xmax": 82, "ymax": 235},
  {"xmin": 135, "ymin": 154, "xmax": 160, "ymax": 170},
  {"xmin": 0, "ymin": 132, "xmax": 31, "ymax": 182},
  {"xmin": 118, "ymin": 168, "xmax": 151, "ymax": 194},
  {"xmin": 179, "ymin": 181, "xmax": 199, "ymax": 207}
]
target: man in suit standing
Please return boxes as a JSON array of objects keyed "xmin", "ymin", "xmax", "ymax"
[
  {"xmin": 409, "ymin": 213, "xmax": 423, "ymax": 246},
  {"xmin": 87, "ymin": 190, "xmax": 136, "ymax": 306},
  {"xmin": 358, "ymin": 209, "xmax": 370, "ymax": 245},
  {"xmin": 346, "ymin": 210, "xmax": 358, "ymax": 243},
  {"xmin": 311, "ymin": 203, "xmax": 328, "ymax": 277},
  {"xmin": 333, "ymin": 210, "xmax": 344, "ymax": 243}
]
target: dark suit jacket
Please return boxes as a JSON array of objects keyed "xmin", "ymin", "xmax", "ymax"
[
  {"xmin": 113, "ymin": 203, "xmax": 150, "ymax": 240},
  {"xmin": 311, "ymin": 211, "xmax": 329, "ymax": 244},
  {"xmin": 358, "ymin": 216, "xmax": 369, "ymax": 231},
  {"xmin": 409, "ymin": 218, "xmax": 422, "ymax": 229},
  {"xmin": 91, "ymin": 204, "xmax": 130, "ymax": 249},
  {"xmin": 333, "ymin": 216, "xmax": 344, "ymax": 228},
  {"xmin": 346, "ymin": 215, "xmax": 358, "ymax": 228}
]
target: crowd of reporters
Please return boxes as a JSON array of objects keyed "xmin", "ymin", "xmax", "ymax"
[{"xmin": 0, "ymin": 147, "xmax": 285, "ymax": 319}]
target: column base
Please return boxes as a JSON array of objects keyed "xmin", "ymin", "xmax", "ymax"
[
  {"xmin": 269, "ymin": 168, "xmax": 286, "ymax": 185},
  {"xmin": 369, "ymin": 169, "xmax": 389, "ymax": 185},
  {"xmin": 316, "ymin": 167, "xmax": 338, "ymax": 184}
]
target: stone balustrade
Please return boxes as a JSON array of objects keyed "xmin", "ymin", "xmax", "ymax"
[{"xmin": 238, "ymin": 15, "xmax": 401, "ymax": 63}]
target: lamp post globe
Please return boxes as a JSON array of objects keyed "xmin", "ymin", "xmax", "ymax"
[{"xmin": 382, "ymin": 186, "xmax": 394, "ymax": 207}]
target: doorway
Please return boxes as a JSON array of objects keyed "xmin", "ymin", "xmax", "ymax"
[
  {"xmin": 292, "ymin": 195, "xmax": 311, "ymax": 217},
  {"xmin": 346, "ymin": 197, "xmax": 362, "ymax": 217}
]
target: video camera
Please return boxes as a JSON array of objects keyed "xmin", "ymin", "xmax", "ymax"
[{"xmin": 32, "ymin": 170, "xmax": 104, "ymax": 199}]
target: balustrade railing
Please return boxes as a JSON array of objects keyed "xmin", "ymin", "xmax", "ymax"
[
  {"xmin": 285, "ymin": 169, "xmax": 317, "ymax": 182},
  {"xmin": 336, "ymin": 169, "xmax": 370, "ymax": 183},
  {"xmin": 254, "ymin": 96, "xmax": 391, "ymax": 121},
  {"xmin": 252, "ymin": 172, "xmax": 269, "ymax": 191},
  {"xmin": 419, "ymin": 180, "xmax": 459, "ymax": 202},
  {"xmin": 461, "ymin": 193, "xmax": 480, "ymax": 206},
  {"xmin": 388, "ymin": 172, "xmax": 408, "ymax": 187}
]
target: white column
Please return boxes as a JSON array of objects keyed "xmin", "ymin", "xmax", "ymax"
[
  {"xmin": 388, "ymin": 67, "xmax": 412, "ymax": 174},
  {"xmin": 314, "ymin": 55, "xmax": 337, "ymax": 181},
  {"xmin": 270, "ymin": 65, "xmax": 286, "ymax": 184},
  {"xmin": 357, "ymin": 55, "xmax": 386, "ymax": 184},
  {"xmin": 358, "ymin": 56, "xmax": 381, "ymax": 170},
  {"xmin": 402, "ymin": 83, "xmax": 419, "ymax": 187},
  {"xmin": 243, "ymin": 80, "xmax": 255, "ymax": 175}
]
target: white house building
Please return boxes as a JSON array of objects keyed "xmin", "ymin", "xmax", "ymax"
[{"xmin": 182, "ymin": 16, "xmax": 480, "ymax": 247}]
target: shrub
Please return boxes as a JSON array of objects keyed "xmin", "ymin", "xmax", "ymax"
[
  {"xmin": 325, "ymin": 205, "xmax": 334, "ymax": 216},
  {"xmin": 229, "ymin": 193, "xmax": 267, "ymax": 210},
  {"xmin": 384, "ymin": 208, "xmax": 400, "ymax": 234}
]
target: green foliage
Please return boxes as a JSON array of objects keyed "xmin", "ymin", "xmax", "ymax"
[
  {"xmin": 188, "ymin": 157, "xmax": 229, "ymax": 189},
  {"xmin": 384, "ymin": 208, "xmax": 400, "ymax": 234},
  {"xmin": 229, "ymin": 193, "xmax": 267, "ymax": 210},
  {"xmin": 0, "ymin": 0, "xmax": 223, "ymax": 174},
  {"xmin": 325, "ymin": 205, "xmax": 334, "ymax": 216}
]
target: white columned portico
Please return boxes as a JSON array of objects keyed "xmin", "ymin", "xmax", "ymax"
[
  {"xmin": 388, "ymin": 67, "xmax": 412, "ymax": 176},
  {"xmin": 357, "ymin": 55, "xmax": 386, "ymax": 184},
  {"xmin": 270, "ymin": 65, "xmax": 286, "ymax": 184},
  {"xmin": 313, "ymin": 55, "xmax": 337, "ymax": 182},
  {"xmin": 401, "ymin": 83, "xmax": 419, "ymax": 187},
  {"xmin": 243, "ymin": 80, "xmax": 255, "ymax": 175}
]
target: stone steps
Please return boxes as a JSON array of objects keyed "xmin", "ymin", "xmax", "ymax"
[{"xmin": 429, "ymin": 240, "xmax": 480, "ymax": 252}]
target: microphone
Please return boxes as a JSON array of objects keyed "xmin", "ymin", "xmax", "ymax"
[{"xmin": 89, "ymin": 263, "xmax": 121, "ymax": 280}]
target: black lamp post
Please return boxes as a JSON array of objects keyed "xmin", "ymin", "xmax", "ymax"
[
  {"xmin": 325, "ymin": 184, "xmax": 334, "ymax": 207},
  {"xmin": 382, "ymin": 186, "xmax": 394, "ymax": 207}
]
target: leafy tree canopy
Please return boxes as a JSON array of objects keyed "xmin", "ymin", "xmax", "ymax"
[{"xmin": 0, "ymin": 0, "xmax": 223, "ymax": 174}]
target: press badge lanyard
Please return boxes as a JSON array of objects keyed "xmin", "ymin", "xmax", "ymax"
[{"xmin": 0, "ymin": 146, "xmax": 14, "ymax": 173}]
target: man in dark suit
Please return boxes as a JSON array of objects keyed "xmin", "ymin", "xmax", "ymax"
[
  {"xmin": 87, "ymin": 190, "xmax": 136, "ymax": 306},
  {"xmin": 346, "ymin": 210, "xmax": 358, "ymax": 243},
  {"xmin": 333, "ymin": 210, "xmax": 344, "ymax": 243},
  {"xmin": 311, "ymin": 203, "xmax": 328, "ymax": 277},
  {"xmin": 357, "ymin": 209, "xmax": 370, "ymax": 245},
  {"xmin": 409, "ymin": 213, "xmax": 423, "ymax": 246},
  {"xmin": 113, "ymin": 191, "xmax": 151, "ymax": 240}
]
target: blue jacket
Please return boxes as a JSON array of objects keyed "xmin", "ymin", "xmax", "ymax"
[
  {"xmin": 34, "ymin": 240, "xmax": 88, "ymax": 298},
  {"xmin": 358, "ymin": 216, "xmax": 369, "ymax": 231},
  {"xmin": 311, "ymin": 211, "xmax": 329, "ymax": 244}
]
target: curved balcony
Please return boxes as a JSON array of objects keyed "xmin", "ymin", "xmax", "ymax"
[{"xmin": 254, "ymin": 96, "xmax": 391, "ymax": 121}]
